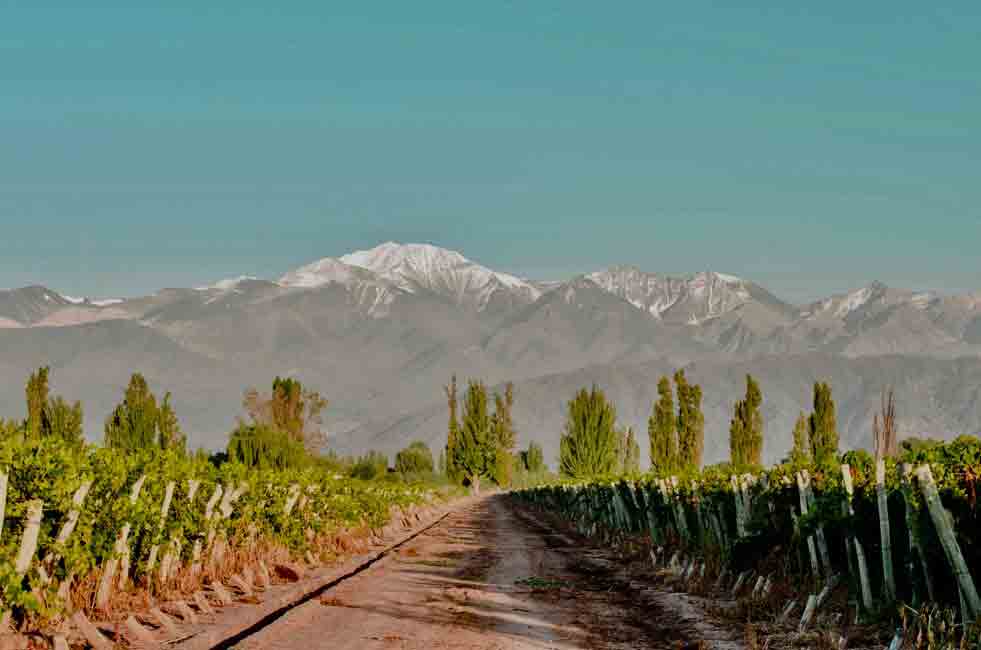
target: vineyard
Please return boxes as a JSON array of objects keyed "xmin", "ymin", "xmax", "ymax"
[
  {"xmin": 515, "ymin": 437, "xmax": 981, "ymax": 647},
  {"xmin": 0, "ymin": 435, "xmax": 451, "ymax": 646}
]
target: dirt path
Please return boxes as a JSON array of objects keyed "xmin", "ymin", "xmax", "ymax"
[{"xmin": 230, "ymin": 495, "xmax": 742, "ymax": 649}]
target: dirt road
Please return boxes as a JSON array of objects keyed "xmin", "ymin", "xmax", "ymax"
[{"xmin": 231, "ymin": 495, "xmax": 741, "ymax": 649}]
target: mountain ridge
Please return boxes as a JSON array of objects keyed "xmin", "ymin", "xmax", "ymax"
[{"xmin": 3, "ymin": 241, "xmax": 980, "ymax": 464}]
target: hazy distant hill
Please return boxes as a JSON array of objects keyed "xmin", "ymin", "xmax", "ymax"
[{"xmin": 3, "ymin": 242, "xmax": 980, "ymax": 466}]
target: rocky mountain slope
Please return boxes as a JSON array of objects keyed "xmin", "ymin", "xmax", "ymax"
[{"xmin": 2, "ymin": 242, "xmax": 980, "ymax": 466}]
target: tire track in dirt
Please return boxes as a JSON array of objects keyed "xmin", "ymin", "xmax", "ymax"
[{"xmin": 228, "ymin": 495, "xmax": 742, "ymax": 649}]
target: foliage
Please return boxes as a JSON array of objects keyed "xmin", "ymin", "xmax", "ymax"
[
  {"xmin": 17, "ymin": 367, "xmax": 85, "ymax": 448},
  {"xmin": 451, "ymin": 380, "xmax": 497, "ymax": 492},
  {"xmin": 788, "ymin": 411, "xmax": 811, "ymax": 464},
  {"xmin": 242, "ymin": 377, "xmax": 328, "ymax": 454},
  {"xmin": 490, "ymin": 383, "xmax": 517, "ymax": 486},
  {"xmin": 444, "ymin": 375, "xmax": 461, "ymax": 483},
  {"xmin": 351, "ymin": 450, "xmax": 389, "ymax": 480},
  {"xmin": 227, "ymin": 423, "xmax": 308, "ymax": 470},
  {"xmin": 809, "ymin": 381, "xmax": 839, "ymax": 466},
  {"xmin": 648, "ymin": 376, "xmax": 678, "ymax": 475},
  {"xmin": 618, "ymin": 426, "xmax": 640, "ymax": 474},
  {"xmin": 729, "ymin": 374, "xmax": 764, "ymax": 468},
  {"xmin": 516, "ymin": 434, "xmax": 981, "ymax": 635},
  {"xmin": 674, "ymin": 370, "xmax": 705, "ymax": 471},
  {"xmin": 522, "ymin": 441, "xmax": 545, "ymax": 474},
  {"xmin": 559, "ymin": 385, "xmax": 619, "ymax": 479},
  {"xmin": 395, "ymin": 441, "xmax": 435, "ymax": 478},
  {"xmin": 104, "ymin": 373, "xmax": 184, "ymax": 452},
  {"xmin": 0, "ymin": 431, "xmax": 448, "ymax": 631}
]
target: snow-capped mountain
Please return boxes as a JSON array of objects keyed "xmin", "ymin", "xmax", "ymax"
[
  {"xmin": 585, "ymin": 266, "xmax": 789, "ymax": 325},
  {"xmin": 287, "ymin": 242, "xmax": 542, "ymax": 312}
]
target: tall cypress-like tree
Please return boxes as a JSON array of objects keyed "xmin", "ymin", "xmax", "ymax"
[
  {"xmin": 105, "ymin": 374, "xmax": 161, "ymax": 451},
  {"xmin": 648, "ymin": 376, "xmax": 677, "ymax": 475},
  {"xmin": 523, "ymin": 441, "xmax": 545, "ymax": 474},
  {"xmin": 619, "ymin": 426, "xmax": 641, "ymax": 474},
  {"xmin": 559, "ymin": 385, "xmax": 619, "ymax": 479},
  {"xmin": 158, "ymin": 392, "xmax": 185, "ymax": 452},
  {"xmin": 809, "ymin": 381, "xmax": 839, "ymax": 466},
  {"xmin": 729, "ymin": 375, "xmax": 764, "ymax": 467},
  {"xmin": 789, "ymin": 411, "xmax": 811, "ymax": 464},
  {"xmin": 25, "ymin": 366, "xmax": 50, "ymax": 438},
  {"xmin": 675, "ymin": 370, "xmax": 705, "ymax": 471},
  {"xmin": 444, "ymin": 375, "xmax": 461, "ymax": 482},
  {"xmin": 105, "ymin": 374, "xmax": 187, "ymax": 452},
  {"xmin": 21, "ymin": 367, "xmax": 84, "ymax": 446},
  {"xmin": 490, "ymin": 382, "xmax": 517, "ymax": 486},
  {"xmin": 451, "ymin": 380, "xmax": 497, "ymax": 493}
]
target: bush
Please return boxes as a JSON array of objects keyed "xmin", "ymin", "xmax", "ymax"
[{"xmin": 395, "ymin": 441, "xmax": 434, "ymax": 480}]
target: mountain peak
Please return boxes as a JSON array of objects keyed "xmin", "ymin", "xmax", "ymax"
[
  {"xmin": 278, "ymin": 257, "xmax": 377, "ymax": 289},
  {"xmin": 339, "ymin": 242, "xmax": 541, "ymax": 309},
  {"xmin": 340, "ymin": 242, "xmax": 469, "ymax": 276}
]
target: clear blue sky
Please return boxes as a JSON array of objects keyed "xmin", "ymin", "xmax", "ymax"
[{"xmin": 2, "ymin": 1, "xmax": 979, "ymax": 303}]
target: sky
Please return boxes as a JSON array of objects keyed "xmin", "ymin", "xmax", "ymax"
[{"xmin": 2, "ymin": 1, "xmax": 979, "ymax": 303}]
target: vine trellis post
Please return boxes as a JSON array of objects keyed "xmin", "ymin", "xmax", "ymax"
[
  {"xmin": 0, "ymin": 471, "xmax": 8, "ymax": 543},
  {"xmin": 915, "ymin": 464, "xmax": 981, "ymax": 620},
  {"xmin": 900, "ymin": 463, "xmax": 934, "ymax": 604},
  {"xmin": 876, "ymin": 459, "xmax": 896, "ymax": 603},
  {"xmin": 840, "ymin": 464, "xmax": 873, "ymax": 613},
  {"xmin": 795, "ymin": 471, "xmax": 821, "ymax": 578},
  {"xmin": 97, "ymin": 474, "xmax": 147, "ymax": 611}
]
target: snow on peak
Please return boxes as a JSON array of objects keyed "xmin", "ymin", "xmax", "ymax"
[
  {"xmin": 714, "ymin": 272, "xmax": 743, "ymax": 284},
  {"xmin": 278, "ymin": 259, "xmax": 364, "ymax": 289},
  {"xmin": 339, "ymin": 242, "xmax": 541, "ymax": 309},
  {"xmin": 835, "ymin": 287, "xmax": 873, "ymax": 317},
  {"xmin": 91, "ymin": 298, "xmax": 124, "ymax": 307},
  {"xmin": 585, "ymin": 267, "xmax": 752, "ymax": 320},
  {"xmin": 196, "ymin": 275, "xmax": 258, "ymax": 291}
]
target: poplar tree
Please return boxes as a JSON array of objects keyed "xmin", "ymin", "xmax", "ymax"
[
  {"xmin": 25, "ymin": 366, "xmax": 49, "ymax": 438},
  {"xmin": 648, "ymin": 376, "xmax": 677, "ymax": 475},
  {"xmin": 559, "ymin": 385, "xmax": 619, "ymax": 479},
  {"xmin": 809, "ymin": 381, "xmax": 839, "ymax": 466},
  {"xmin": 619, "ymin": 426, "xmax": 641, "ymax": 474},
  {"xmin": 105, "ymin": 373, "xmax": 161, "ymax": 451},
  {"xmin": 106, "ymin": 373, "xmax": 186, "ymax": 452},
  {"xmin": 523, "ymin": 441, "xmax": 545, "ymax": 474},
  {"xmin": 444, "ymin": 375, "xmax": 461, "ymax": 482},
  {"xmin": 452, "ymin": 380, "xmax": 497, "ymax": 493},
  {"xmin": 22, "ymin": 367, "xmax": 84, "ymax": 447},
  {"xmin": 491, "ymin": 382, "xmax": 517, "ymax": 487},
  {"xmin": 675, "ymin": 370, "xmax": 705, "ymax": 471},
  {"xmin": 158, "ymin": 392, "xmax": 185, "ymax": 452},
  {"xmin": 789, "ymin": 411, "xmax": 811, "ymax": 464},
  {"xmin": 729, "ymin": 374, "xmax": 764, "ymax": 467}
]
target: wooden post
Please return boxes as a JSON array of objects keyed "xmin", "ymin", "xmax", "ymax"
[
  {"xmin": 800, "ymin": 470, "xmax": 831, "ymax": 575},
  {"xmin": 283, "ymin": 483, "xmax": 301, "ymax": 516},
  {"xmin": 15, "ymin": 500, "xmax": 44, "ymax": 576},
  {"xmin": 841, "ymin": 465, "xmax": 873, "ymax": 612},
  {"xmin": 915, "ymin": 464, "xmax": 981, "ymax": 619},
  {"xmin": 0, "ymin": 471, "xmax": 7, "ymax": 543},
  {"xmin": 96, "ymin": 474, "xmax": 146, "ymax": 611},
  {"xmin": 799, "ymin": 594, "xmax": 818, "ymax": 633},
  {"xmin": 794, "ymin": 472, "xmax": 821, "ymax": 578},
  {"xmin": 900, "ymin": 463, "xmax": 934, "ymax": 604},
  {"xmin": 147, "ymin": 481, "xmax": 176, "ymax": 576},
  {"xmin": 876, "ymin": 459, "xmax": 896, "ymax": 602},
  {"xmin": 731, "ymin": 476, "xmax": 745, "ymax": 538}
]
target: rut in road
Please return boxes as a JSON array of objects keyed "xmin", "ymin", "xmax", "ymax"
[{"xmin": 230, "ymin": 495, "xmax": 739, "ymax": 649}]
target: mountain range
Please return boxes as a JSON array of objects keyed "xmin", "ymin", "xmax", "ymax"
[{"xmin": 2, "ymin": 242, "xmax": 980, "ymax": 466}]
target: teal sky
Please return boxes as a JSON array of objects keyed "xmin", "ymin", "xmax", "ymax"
[{"xmin": 2, "ymin": 1, "xmax": 979, "ymax": 303}]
